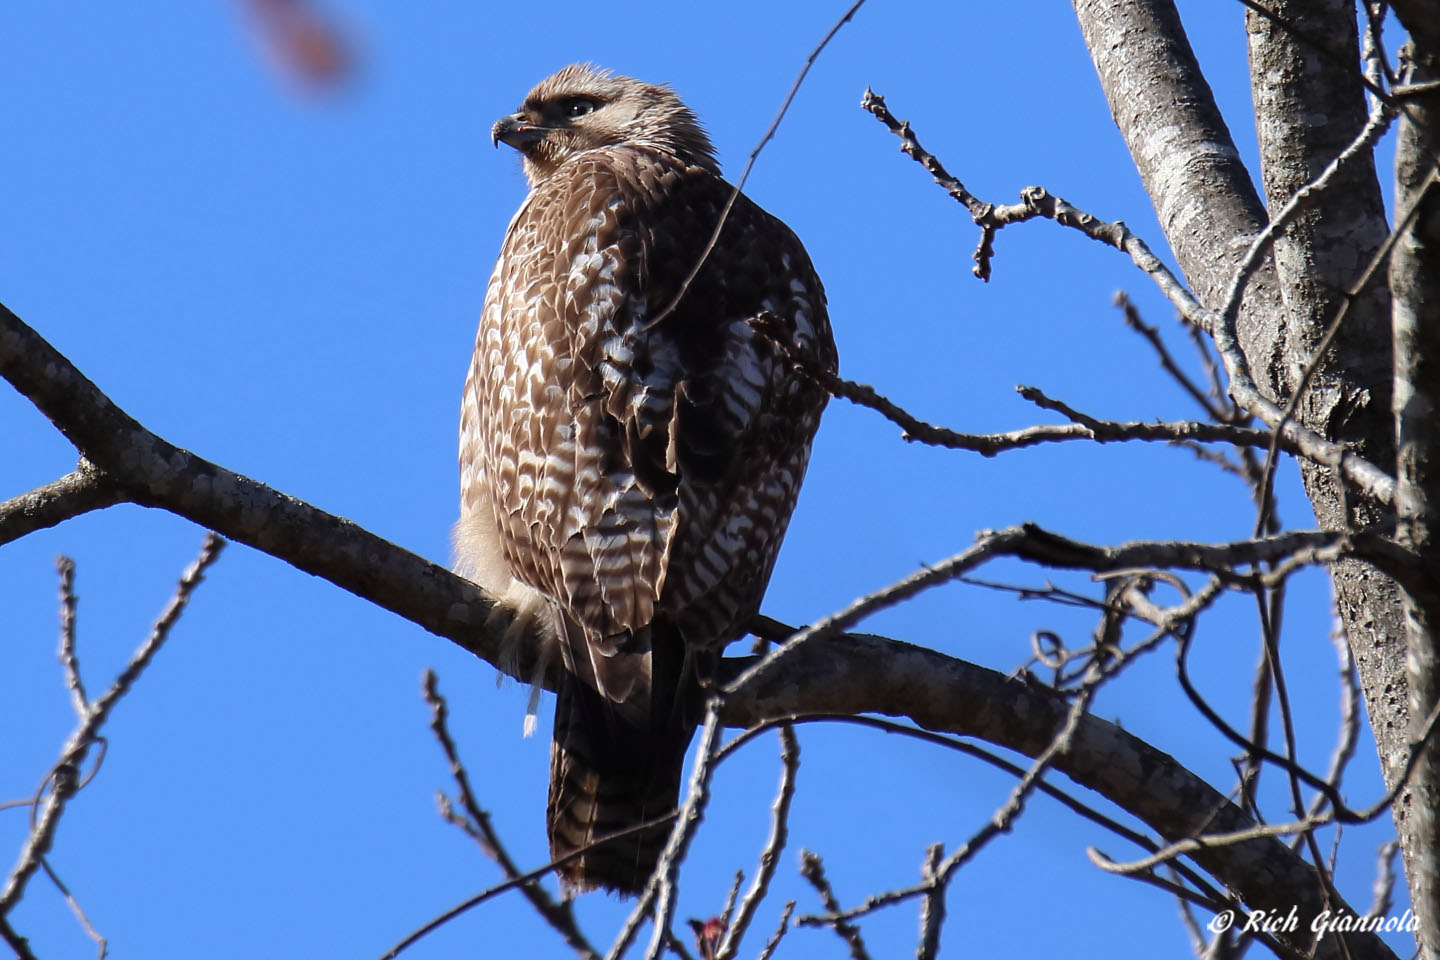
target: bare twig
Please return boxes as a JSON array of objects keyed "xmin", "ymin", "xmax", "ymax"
[
  {"xmin": 857, "ymin": 95, "xmax": 1401, "ymax": 510},
  {"xmin": 2, "ymin": 526, "xmax": 221, "ymax": 960},
  {"xmin": 751, "ymin": 312, "xmax": 1276, "ymax": 456},
  {"xmin": 645, "ymin": 0, "xmax": 867, "ymax": 330},
  {"xmin": 720, "ymin": 712, "xmax": 1232, "ymax": 909},
  {"xmin": 798, "ymin": 851, "xmax": 871, "ymax": 960},
  {"xmin": 1250, "ymin": 579, "xmax": 1348, "ymax": 953},
  {"xmin": 381, "ymin": 811, "xmax": 681, "ymax": 960},
  {"xmin": 643, "ymin": 705, "xmax": 725, "ymax": 960},
  {"xmin": 1183, "ymin": 322, "xmax": 1232, "ymax": 418},
  {"xmin": 665, "ymin": 929, "xmax": 697, "ymax": 960},
  {"xmin": 1238, "ymin": 638, "xmax": 1273, "ymax": 819},
  {"xmin": 38, "ymin": 860, "xmax": 107, "ymax": 959},
  {"xmin": 726, "ymin": 521, "xmax": 1405, "ymax": 705},
  {"xmin": 801, "ymin": 657, "xmax": 1110, "ymax": 929},
  {"xmin": 1114, "ymin": 291, "xmax": 1227, "ymax": 421},
  {"xmin": 914, "ymin": 844, "xmax": 945, "ymax": 960},
  {"xmin": 718, "ymin": 872, "xmax": 743, "ymax": 940},
  {"xmin": 755, "ymin": 902, "xmax": 794, "ymax": 960},
  {"xmin": 0, "ymin": 533, "xmax": 225, "ymax": 919},
  {"xmin": 1367, "ymin": 841, "xmax": 1399, "ymax": 919},
  {"xmin": 1090, "ymin": 695, "xmax": 1440, "ymax": 880},
  {"xmin": 1177, "ymin": 885, "xmax": 1210, "ymax": 959},
  {"xmin": 716, "ymin": 725, "xmax": 800, "ymax": 960},
  {"xmin": 422, "ymin": 670, "xmax": 597, "ymax": 960},
  {"xmin": 1304, "ymin": 627, "xmax": 1363, "ymax": 823},
  {"xmin": 56, "ymin": 556, "xmax": 89, "ymax": 717},
  {"xmin": 1088, "ymin": 815, "xmax": 1329, "ymax": 876}
]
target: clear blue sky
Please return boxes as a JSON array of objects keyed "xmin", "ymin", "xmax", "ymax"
[{"xmin": 1, "ymin": 2, "xmax": 1410, "ymax": 957}]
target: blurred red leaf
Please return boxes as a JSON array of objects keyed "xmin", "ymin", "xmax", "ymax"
[{"xmin": 240, "ymin": 0, "xmax": 357, "ymax": 93}]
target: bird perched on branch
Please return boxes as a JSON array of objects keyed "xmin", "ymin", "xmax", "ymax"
[{"xmin": 456, "ymin": 63, "xmax": 836, "ymax": 895}]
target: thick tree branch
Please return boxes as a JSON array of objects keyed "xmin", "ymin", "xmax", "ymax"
[{"xmin": 0, "ymin": 299, "xmax": 539, "ymax": 684}]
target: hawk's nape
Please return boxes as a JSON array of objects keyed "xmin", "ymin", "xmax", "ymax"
[{"xmin": 455, "ymin": 63, "xmax": 837, "ymax": 895}]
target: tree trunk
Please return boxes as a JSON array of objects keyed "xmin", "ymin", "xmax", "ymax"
[
  {"xmin": 1390, "ymin": 22, "xmax": 1440, "ymax": 955},
  {"xmin": 1074, "ymin": 0, "xmax": 1420, "ymax": 949}
]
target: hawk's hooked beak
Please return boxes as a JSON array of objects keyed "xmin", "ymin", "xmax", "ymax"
[{"xmin": 491, "ymin": 114, "xmax": 546, "ymax": 150}]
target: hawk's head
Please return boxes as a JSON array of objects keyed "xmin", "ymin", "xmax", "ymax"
[{"xmin": 492, "ymin": 64, "xmax": 719, "ymax": 185}]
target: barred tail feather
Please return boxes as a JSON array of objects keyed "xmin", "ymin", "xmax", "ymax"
[{"xmin": 546, "ymin": 675, "xmax": 692, "ymax": 896}]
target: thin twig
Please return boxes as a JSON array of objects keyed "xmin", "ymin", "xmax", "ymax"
[
  {"xmin": 1114, "ymin": 291, "xmax": 1227, "ymax": 420},
  {"xmin": 798, "ymin": 851, "xmax": 871, "ymax": 960},
  {"xmin": 1304, "ymin": 626, "xmax": 1363, "ymax": 823},
  {"xmin": 56, "ymin": 556, "xmax": 89, "ymax": 717},
  {"xmin": 914, "ymin": 844, "xmax": 945, "ymax": 960},
  {"xmin": 799, "ymin": 652, "xmax": 1132, "ymax": 930},
  {"xmin": 719, "ymin": 712, "xmax": 1233, "ymax": 910},
  {"xmin": 0, "ymin": 533, "xmax": 225, "ymax": 916},
  {"xmin": 1367, "ymin": 841, "xmax": 1399, "ymax": 918},
  {"xmin": 718, "ymin": 871, "xmax": 744, "ymax": 940},
  {"xmin": 716, "ymin": 725, "xmax": 800, "ymax": 960},
  {"xmin": 665, "ymin": 929, "xmax": 698, "ymax": 960},
  {"xmin": 39, "ymin": 859, "xmax": 107, "ymax": 958},
  {"xmin": 755, "ymin": 902, "xmax": 795, "ymax": 960},
  {"xmin": 1090, "ymin": 696, "xmax": 1440, "ymax": 880},
  {"xmin": 1176, "ymin": 883, "xmax": 1209, "ymax": 959},
  {"xmin": 380, "ymin": 811, "xmax": 682, "ymax": 960},
  {"xmin": 422, "ymin": 670, "xmax": 597, "ymax": 959},
  {"xmin": 1251, "ymin": 579, "xmax": 1349, "ymax": 956},
  {"xmin": 1184, "ymin": 321, "xmax": 1233, "ymax": 418},
  {"xmin": 751, "ymin": 312, "xmax": 1276, "ymax": 456},
  {"xmin": 646, "ymin": 0, "xmax": 868, "ymax": 330},
  {"xmin": 643, "ymin": 705, "xmax": 726, "ymax": 960},
  {"xmin": 859, "ymin": 92, "xmax": 1400, "ymax": 509},
  {"xmin": 726, "ymin": 522, "xmax": 1383, "ymax": 705}
]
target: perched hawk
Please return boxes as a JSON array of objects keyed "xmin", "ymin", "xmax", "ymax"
[{"xmin": 456, "ymin": 64, "xmax": 836, "ymax": 895}]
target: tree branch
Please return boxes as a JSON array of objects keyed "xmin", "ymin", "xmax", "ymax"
[
  {"xmin": 422, "ymin": 670, "xmax": 598, "ymax": 960},
  {"xmin": 858, "ymin": 94, "xmax": 1400, "ymax": 509},
  {"xmin": 0, "ymin": 299, "xmax": 540, "ymax": 685},
  {"xmin": 0, "ymin": 464, "xmax": 124, "ymax": 547},
  {"xmin": 0, "ymin": 533, "xmax": 224, "ymax": 919}
]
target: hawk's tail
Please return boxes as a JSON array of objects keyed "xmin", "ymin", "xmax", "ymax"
[{"xmin": 546, "ymin": 629, "xmax": 703, "ymax": 896}]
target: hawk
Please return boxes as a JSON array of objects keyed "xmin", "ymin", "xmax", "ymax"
[{"xmin": 456, "ymin": 64, "xmax": 836, "ymax": 895}]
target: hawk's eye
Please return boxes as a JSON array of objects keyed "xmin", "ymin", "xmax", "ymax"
[{"xmin": 565, "ymin": 99, "xmax": 597, "ymax": 118}]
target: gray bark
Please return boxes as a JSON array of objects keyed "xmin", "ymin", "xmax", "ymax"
[
  {"xmin": 1243, "ymin": 4, "xmax": 1434, "ymax": 940},
  {"xmin": 1074, "ymin": 0, "xmax": 1421, "ymax": 948},
  {"xmin": 1391, "ymin": 34, "xmax": 1440, "ymax": 959}
]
